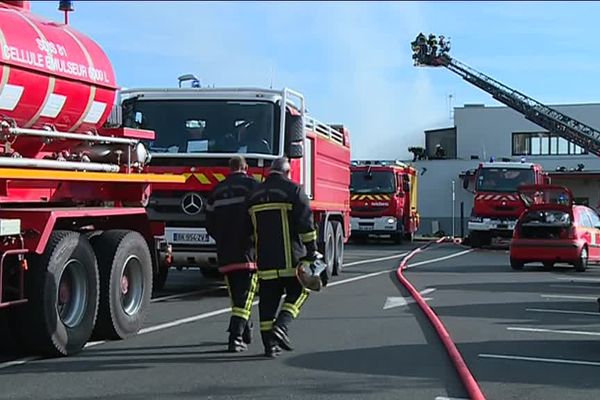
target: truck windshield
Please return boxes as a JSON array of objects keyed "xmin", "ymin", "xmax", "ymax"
[
  {"xmin": 122, "ymin": 99, "xmax": 279, "ymax": 155},
  {"xmin": 476, "ymin": 168, "xmax": 535, "ymax": 193},
  {"xmin": 350, "ymin": 171, "xmax": 396, "ymax": 194}
]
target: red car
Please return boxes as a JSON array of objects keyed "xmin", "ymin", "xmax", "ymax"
[{"xmin": 510, "ymin": 185, "xmax": 600, "ymax": 271}]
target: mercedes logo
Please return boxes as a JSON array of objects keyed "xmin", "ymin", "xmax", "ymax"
[{"xmin": 181, "ymin": 193, "xmax": 203, "ymax": 215}]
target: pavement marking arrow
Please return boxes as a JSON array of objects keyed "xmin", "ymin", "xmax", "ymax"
[{"xmin": 383, "ymin": 296, "xmax": 435, "ymax": 309}]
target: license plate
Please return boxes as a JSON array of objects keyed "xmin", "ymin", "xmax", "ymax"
[
  {"xmin": 359, "ymin": 225, "xmax": 374, "ymax": 231},
  {"xmin": 173, "ymin": 232, "xmax": 211, "ymax": 243}
]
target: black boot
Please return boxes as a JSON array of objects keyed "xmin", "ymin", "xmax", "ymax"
[
  {"xmin": 272, "ymin": 324, "xmax": 294, "ymax": 351},
  {"xmin": 242, "ymin": 320, "xmax": 253, "ymax": 344},
  {"xmin": 228, "ymin": 335, "xmax": 248, "ymax": 353},
  {"xmin": 273, "ymin": 311, "xmax": 294, "ymax": 351},
  {"xmin": 261, "ymin": 331, "xmax": 282, "ymax": 358}
]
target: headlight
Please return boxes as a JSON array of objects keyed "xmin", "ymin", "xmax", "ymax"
[{"xmin": 386, "ymin": 217, "xmax": 396, "ymax": 224}]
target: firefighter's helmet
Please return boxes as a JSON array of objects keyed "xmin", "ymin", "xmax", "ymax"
[{"xmin": 296, "ymin": 254, "xmax": 327, "ymax": 292}]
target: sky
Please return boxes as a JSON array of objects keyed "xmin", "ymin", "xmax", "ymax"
[{"xmin": 31, "ymin": 1, "xmax": 600, "ymax": 159}]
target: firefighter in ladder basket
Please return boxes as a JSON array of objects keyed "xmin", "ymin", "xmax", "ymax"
[
  {"xmin": 206, "ymin": 156, "xmax": 259, "ymax": 353},
  {"xmin": 247, "ymin": 157, "xmax": 325, "ymax": 358}
]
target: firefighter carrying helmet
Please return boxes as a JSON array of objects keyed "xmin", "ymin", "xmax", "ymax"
[{"xmin": 296, "ymin": 253, "xmax": 327, "ymax": 291}]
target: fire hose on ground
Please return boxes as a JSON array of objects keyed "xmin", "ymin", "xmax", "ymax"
[{"xmin": 396, "ymin": 237, "xmax": 486, "ymax": 400}]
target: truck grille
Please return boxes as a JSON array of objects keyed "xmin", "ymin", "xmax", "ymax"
[{"xmin": 146, "ymin": 191, "xmax": 209, "ymax": 225}]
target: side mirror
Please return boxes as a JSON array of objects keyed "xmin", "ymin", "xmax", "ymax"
[
  {"xmin": 543, "ymin": 176, "xmax": 551, "ymax": 185},
  {"xmin": 287, "ymin": 141, "xmax": 304, "ymax": 159},
  {"xmin": 462, "ymin": 178, "xmax": 469, "ymax": 190},
  {"xmin": 285, "ymin": 114, "xmax": 304, "ymax": 143}
]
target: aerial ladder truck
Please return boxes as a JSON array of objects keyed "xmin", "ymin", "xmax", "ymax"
[{"xmin": 412, "ymin": 33, "xmax": 600, "ymax": 246}]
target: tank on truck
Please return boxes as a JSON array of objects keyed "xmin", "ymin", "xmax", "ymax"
[{"xmin": 0, "ymin": 0, "xmax": 184, "ymax": 357}]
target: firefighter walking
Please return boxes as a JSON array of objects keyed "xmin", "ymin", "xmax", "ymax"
[
  {"xmin": 206, "ymin": 156, "xmax": 259, "ymax": 353},
  {"xmin": 246, "ymin": 157, "xmax": 320, "ymax": 357}
]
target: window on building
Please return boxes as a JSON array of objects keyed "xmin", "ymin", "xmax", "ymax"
[{"xmin": 512, "ymin": 132, "xmax": 587, "ymax": 156}]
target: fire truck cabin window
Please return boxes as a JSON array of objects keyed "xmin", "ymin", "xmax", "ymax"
[
  {"xmin": 123, "ymin": 99, "xmax": 279, "ymax": 155},
  {"xmin": 476, "ymin": 168, "xmax": 535, "ymax": 193},
  {"xmin": 350, "ymin": 171, "xmax": 396, "ymax": 194}
]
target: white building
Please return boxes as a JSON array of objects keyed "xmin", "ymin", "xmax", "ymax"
[{"xmin": 414, "ymin": 103, "xmax": 600, "ymax": 236}]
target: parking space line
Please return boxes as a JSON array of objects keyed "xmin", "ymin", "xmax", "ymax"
[
  {"xmin": 507, "ymin": 326, "xmax": 600, "ymax": 337},
  {"xmin": 554, "ymin": 277, "xmax": 600, "ymax": 283},
  {"xmin": 0, "ymin": 357, "xmax": 37, "ymax": 370},
  {"xmin": 526, "ymin": 308, "xmax": 600, "ymax": 317},
  {"xmin": 343, "ymin": 251, "xmax": 409, "ymax": 267},
  {"xmin": 541, "ymin": 294, "xmax": 597, "ymax": 300},
  {"xmin": 479, "ymin": 353, "xmax": 600, "ymax": 367},
  {"xmin": 550, "ymin": 284, "xmax": 600, "ymax": 291},
  {"xmin": 151, "ymin": 287, "xmax": 225, "ymax": 303}
]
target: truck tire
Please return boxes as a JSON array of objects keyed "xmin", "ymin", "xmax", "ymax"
[
  {"xmin": 332, "ymin": 221, "xmax": 344, "ymax": 275},
  {"xmin": 470, "ymin": 231, "xmax": 490, "ymax": 248},
  {"xmin": 319, "ymin": 221, "xmax": 335, "ymax": 283},
  {"xmin": 510, "ymin": 258, "xmax": 524, "ymax": 270},
  {"xmin": 393, "ymin": 232, "xmax": 403, "ymax": 244},
  {"xmin": 574, "ymin": 246, "xmax": 588, "ymax": 272},
  {"xmin": 91, "ymin": 230, "xmax": 152, "ymax": 340},
  {"xmin": 18, "ymin": 231, "xmax": 99, "ymax": 356}
]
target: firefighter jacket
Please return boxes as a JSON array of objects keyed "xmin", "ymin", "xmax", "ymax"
[
  {"xmin": 246, "ymin": 172, "xmax": 317, "ymax": 280},
  {"xmin": 206, "ymin": 172, "xmax": 259, "ymax": 273}
]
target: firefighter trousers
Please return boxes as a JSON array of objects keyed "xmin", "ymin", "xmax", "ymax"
[
  {"xmin": 225, "ymin": 270, "xmax": 259, "ymax": 337},
  {"xmin": 258, "ymin": 276, "xmax": 310, "ymax": 346}
]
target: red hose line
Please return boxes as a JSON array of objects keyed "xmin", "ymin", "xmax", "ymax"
[{"xmin": 397, "ymin": 237, "xmax": 486, "ymax": 400}]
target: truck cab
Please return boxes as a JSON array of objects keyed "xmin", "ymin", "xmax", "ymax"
[
  {"xmin": 349, "ymin": 160, "xmax": 419, "ymax": 243},
  {"xmin": 463, "ymin": 160, "xmax": 547, "ymax": 247}
]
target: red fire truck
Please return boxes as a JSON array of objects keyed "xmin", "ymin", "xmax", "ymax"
[
  {"xmin": 117, "ymin": 83, "xmax": 351, "ymax": 287},
  {"xmin": 0, "ymin": 0, "xmax": 183, "ymax": 356},
  {"xmin": 349, "ymin": 160, "xmax": 419, "ymax": 243},
  {"xmin": 463, "ymin": 161, "xmax": 548, "ymax": 247}
]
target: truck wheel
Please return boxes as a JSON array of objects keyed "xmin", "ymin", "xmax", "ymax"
[
  {"xmin": 91, "ymin": 230, "xmax": 152, "ymax": 340},
  {"xmin": 332, "ymin": 221, "xmax": 344, "ymax": 275},
  {"xmin": 18, "ymin": 231, "xmax": 99, "ymax": 356},
  {"xmin": 319, "ymin": 221, "xmax": 335, "ymax": 283},
  {"xmin": 153, "ymin": 263, "xmax": 169, "ymax": 292},
  {"xmin": 393, "ymin": 232, "xmax": 403, "ymax": 244},
  {"xmin": 574, "ymin": 246, "xmax": 588, "ymax": 272},
  {"xmin": 470, "ymin": 232, "xmax": 488, "ymax": 248},
  {"xmin": 510, "ymin": 259, "xmax": 524, "ymax": 270}
]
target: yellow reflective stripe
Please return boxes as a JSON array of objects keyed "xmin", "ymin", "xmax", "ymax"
[
  {"xmin": 281, "ymin": 208, "xmax": 292, "ymax": 269},
  {"xmin": 278, "ymin": 268, "xmax": 297, "ymax": 278},
  {"xmin": 213, "ymin": 173, "xmax": 226, "ymax": 182},
  {"xmin": 300, "ymin": 230, "xmax": 317, "ymax": 242},
  {"xmin": 351, "ymin": 194, "xmax": 357, "ymax": 200},
  {"xmin": 281, "ymin": 303, "xmax": 300, "ymax": 318},
  {"xmin": 258, "ymin": 270, "xmax": 279, "ymax": 280},
  {"xmin": 252, "ymin": 173, "xmax": 264, "ymax": 182},
  {"xmin": 282, "ymin": 289, "xmax": 309, "ymax": 318},
  {"xmin": 244, "ymin": 273, "xmax": 259, "ymax": 311},
  {"xmin": 294, "ymin": 289, "xmax": 310, "ymax": 309},
  {"xmin": 195, "ymin": 173, "xmax": 211, "ymax": 184},
  {"xmin": 359, "ymin": 195, "xmax": 367, "ymax": 200},
  {"xmin": 232, "ymin": 307, "xmax": 251, "ymax": 320},
  {"xmin": 260, "ymin": 320, "xmax": 274, "ymax": 331},
  {"xmin": 250, "ymin": 202, "xmax": 293, "ymax": 213}
]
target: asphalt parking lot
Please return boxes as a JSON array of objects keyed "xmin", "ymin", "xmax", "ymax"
[{"xmin": 2, "ymin": 241, "xmax": 600, "ymax": 399}]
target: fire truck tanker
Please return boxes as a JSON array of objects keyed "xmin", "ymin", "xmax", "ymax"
[
  {"xmin": 0, "ymin": 1, "xmax": 183, "ymax": 356},
  {"xmin": 118, "ymin": 84, "xmax": 351, "ymax": 286},
  {"xmin": 349, "ymin": 160, "xmax": 419, "ymax": 243}
]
